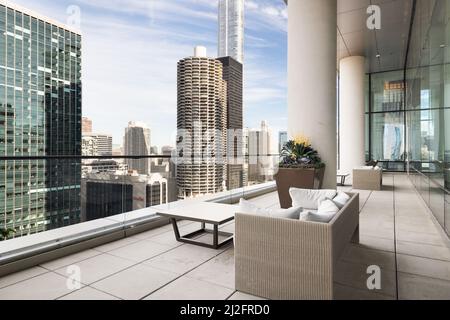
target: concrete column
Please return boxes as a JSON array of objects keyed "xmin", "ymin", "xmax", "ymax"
[
  {"xmin": 287, "ymin": 0, "xmax": 337, "ymax": 189},
  {"xmin": 339, "ymin": 56, "xmax": 366, "ymax": 182}
]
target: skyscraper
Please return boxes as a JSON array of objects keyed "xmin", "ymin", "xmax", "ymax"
[
  {"xmin": 82, "ymin": 117, "xmax": 93, "ymax": 135},
  {"xmin": 279, "ymin": 131, "xmax": 288, "ymax": 153},
  {"xmin": 218, "ymin": 0, "xmax": 244, "ymax": 63},
  {"xmin": 81, "ymin": 172, "xmax": 168, "ymax": 222},
  {"xmin": 93, "ymin": 134, "xmax": 113, "ymax": 156},
  {"xmin": 176, "ymin": 47, "xmax": 227, "ymax": 199},
  {"xmin": 81, "ymin": 134, "xmax": 112, "ymax": 156},
  {"xmin": 0, "ymin": 2, "xmax": 82, "ymax": 236},
  {"xmin": 218, "ymin": 56, "xmax": 244, "ymax": 190},
  {"xmin": 248, "ymin": 121, "xmax": 273, "ymax": 183},
  {"xmin": 124, "ymin": 121, "xmax": 151, "ymax": 175}
]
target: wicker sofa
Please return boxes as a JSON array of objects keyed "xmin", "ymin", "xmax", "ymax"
[
  {"xmin": 353, "ymin": 167, "xmax": 382, "ymax": 190},
  {"xmin": 234, "ymin": 192, "xmax": 359, "ymax": 300}
]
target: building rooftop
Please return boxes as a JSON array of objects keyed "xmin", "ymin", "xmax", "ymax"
[
  {"xmin": 0, "ymin": 0, "xmax": 82, "ymax": 35},
  {"xmin": 0, "ymin": 174, "xmax": 449, "ymax": 300}
]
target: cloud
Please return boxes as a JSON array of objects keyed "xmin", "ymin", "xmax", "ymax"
[{"xmin": 12, "ymin": 0, "xmax": 288, "ymax": 147}]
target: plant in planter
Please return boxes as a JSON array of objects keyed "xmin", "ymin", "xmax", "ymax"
[
  {"xmin": 0, "ymin": 228, "xmax": 16, "ymax": 241},
  {"xmin": 276, "ymin": 135, "xmax": 326, "ymax": 208}
]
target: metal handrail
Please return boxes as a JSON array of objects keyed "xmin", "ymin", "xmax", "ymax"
[{"xmin": 0, "ymin": 154, "xmax": 281, "ymax": 161}]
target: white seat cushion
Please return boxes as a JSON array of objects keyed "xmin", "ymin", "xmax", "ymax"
[
  {"xmin": 239, "ymin": 199, "xmax": 302, "ymax": 220},
  {"xmin": 300, "ymin": 199, "xmax": 340, "ymax": 223},
  {"xmin": 300, "ymin": 211, "xmax": 336, "ymax": 223},
  {"xmin": 289, "ymin": 188, "xmax": 337, "ymax": 210}
]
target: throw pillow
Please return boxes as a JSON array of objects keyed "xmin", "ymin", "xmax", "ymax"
[
  {"xmin": 239, "ymin": 199, "xmax": 302, "ymax": 220},
  {"xmin": 317, "ymin": 199, "xmax": 340, "ymax": 216},
  {"xmin": 289, "ymin": 188, "xmax": 337, "ymax": 210},
  {"xmin": 332, "ymin": 192, "xmax": 351, "ymax": 209}
]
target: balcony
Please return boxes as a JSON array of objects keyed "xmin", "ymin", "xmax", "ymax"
[{"xmin": 0, "ymin": 173, "xmax": 449, "ymax": 300}]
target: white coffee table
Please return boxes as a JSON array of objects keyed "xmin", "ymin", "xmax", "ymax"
[{"xmin": 157, "ymin": 202, "xmax": 236, "ymax": 249}]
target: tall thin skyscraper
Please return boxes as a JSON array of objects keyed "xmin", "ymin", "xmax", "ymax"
[
  {"xmin": 218, "ymin": 56, "xmax": 243, "ymax": 190},
  {"xmin": 279, "ymin": 131, "xmax": 288, "ymax": 153},
  {"xmin": 124, "ymin": 122, "xmax": 151, "ymax": 175},
  {"xmin": 218, "ymin": 0, "xmax": 244, "ymax": 63},
  {"xmin": 176, "ymin": 47, "xmax": 227, "ymax": 199},
  {"xmin": 0, "ymin": 2, "xmax": 82, "ymax": 236}
]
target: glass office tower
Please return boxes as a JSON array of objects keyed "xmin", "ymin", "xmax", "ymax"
[
  {"xmin": 363, "ymin": 0, "xmax": 449, "ymax": 236},
  {"xmin": 0, "ymin": 3, "xmax": 82, "ymax": 237}
]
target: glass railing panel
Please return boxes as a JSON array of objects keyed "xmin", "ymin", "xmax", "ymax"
[
  {"xmin": 0, "ymin": 156, "xmax": 172, "ymax": 246},
  {"xmin": 0, "ymin": 152, "xmax": 281, "ymax": 263},
  {"xmin": 445, "ymin": 191, "xmax": 450, "ymax": 236},
  {"xmin": 430, "ymin": 180, "xmax": 445, "ymax": 228}
]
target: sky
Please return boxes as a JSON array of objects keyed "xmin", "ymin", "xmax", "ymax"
[{"xmin": 14, "ymin": 0, "xmax": 288, "ymax": 149}]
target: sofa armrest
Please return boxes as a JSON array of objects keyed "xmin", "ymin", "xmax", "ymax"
[
  {"xmin": 235, "ymin": 214, "xmax": 333, "ymax": 300},
  {"xmin": 330, "ymin": 193, "xmax": 360, "ymax": 263}
]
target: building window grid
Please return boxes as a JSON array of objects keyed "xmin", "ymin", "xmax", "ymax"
[{"xmin": 0, "ymin": 5, "xmax": 81, "ymax": 236}]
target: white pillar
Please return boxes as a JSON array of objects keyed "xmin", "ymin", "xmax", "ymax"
[
  {"xmin": 339, "ymin": 56, "xmax": 366, "ymax": 181},
  {"xmin": 287, "ymin": 0, "xmax": 337, "ymax": 189}
]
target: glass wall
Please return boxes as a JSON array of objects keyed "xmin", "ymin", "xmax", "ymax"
[
  {"xmin": 366, "ymin": 70, "xmax": 406, "ymax": 171},
  {"xmin": 406, "ymin": 0, "xmax": 450, "ymax": 236},
  {"xmin": 365, "ymin": 0, "xmax": 450, "ymax": 237}
]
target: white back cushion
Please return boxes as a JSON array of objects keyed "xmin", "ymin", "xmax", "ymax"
[
  {"xmin": 239, "ymin": 198, "xmax": 271, "ymax": 216},
  {"xmin": 289, "ymin": 188, "xmax": 337, "ymax": 210},
  {"xmin": 239, "ymin": 199, "xmax": 302, "ymax": 220}
]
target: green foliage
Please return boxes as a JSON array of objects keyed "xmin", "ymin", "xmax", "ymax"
[
  {"xmin": 280, "ymin": 140, "xmax": 324, "ymax": 168},
  {"xmin": 0, "ymin": 228, "xmax": 16, "ymax": 241}
]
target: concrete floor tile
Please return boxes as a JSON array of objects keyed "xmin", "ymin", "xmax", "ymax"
[
  {"xmin": 228, "ymin": 291, "xmax": 267, "ymax": 300},
  {"xmin": 397, "ymin": 254, "xmax": 450, "ymax": 281},
  {"xmin": 333, "ymin": 283, "xmax": 394, "ymax": 300},
  {"xmin": 40, "ymin": 249, "xmax": 102, "ymax": 270},
  {"xmin": 187, "ymin": 248, "xmax": 235, "ymax": 289},
  {"xmin": 398, "ymin": 272, "xmax": 450, "ymax": 300},
  {"xmin": 0, "ymin": 272, "xmax": 82, "ymax": 300},
  {"xmin": 334, "ymin": 260, "xmax": 396, "ymax": 297},
  {"xmin": 107, "ymin": 240, "xmax": 172, "ymax": 263},
  {"xmin": 58, "ymin": 286, "xmax": 120, "ymax": 300},
  {"xmin": 145, "ymin": 276, "xmax": 233, "ymax": 300},
  {"xmin": 396, "ymin": 240, "xmax": 450, "ymax": 261},
  {"xmin": 92, "ymin": 264, "xmax": 179, "ymax": 300},
  {"xmin": 341, "ymin": 244, "xmax": 396, "ymax": 271},
  {"xmin": 54, "ymin": 253, "xmax": 135, "ymax": 285},
  {"xmin": 143, "ymin": 244, "xmax": 220, "ymax": 275},
  {"xmin": 0, "ymin": 267, "xmax": 48, "ymax": 289}
]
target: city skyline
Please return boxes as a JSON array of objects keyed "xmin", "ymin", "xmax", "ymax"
[{"xmin": 12, "ymin": 0, "xmax": 288, "ymax": 148}]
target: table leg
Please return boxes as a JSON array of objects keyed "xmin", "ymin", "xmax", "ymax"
[
  {"xmin": 213, "ymin": 225, "xmax": 219, "ymax": 249},
  {"xmin": 170, "ymin": 218, "xmax": 181, "ymax": 241},
  {"xmin": 168, "ymin": 219, "xmax": 234, "ymax": 250}
]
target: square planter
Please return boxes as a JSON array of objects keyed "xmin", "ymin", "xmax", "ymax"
[{"xmin": 275, "ymin": 167, "xmax": 325, "ymax": 209}]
